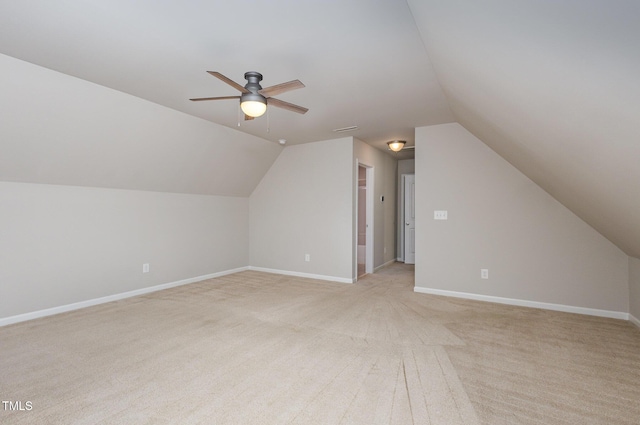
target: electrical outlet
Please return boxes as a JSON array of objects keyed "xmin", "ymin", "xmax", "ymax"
[
  {"xmin": 305, "ymin": 254, "xmax": 310, "ymax": 262},
  {"xmin": 481, "ymin": 269, "xmax": 488, "ymax": 279},
  {"xmin": 143, "ymin": 263, "xmax": 150, "ymax": 273}
]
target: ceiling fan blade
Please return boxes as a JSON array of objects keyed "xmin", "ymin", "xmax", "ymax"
[
  {"xmin": 244, "ymin": 114, "xmax": 254, "ymax": 121},
  {"xmin": 259, "ymin": 80, "xmax": 305, "ymax": 97},
  {"xmin": 189, "ymin": 95, "xmax": 240, "ymax": 102},
  {"xmin": 267, "ymin": 97, "xmax": 309, "ymax": 114},
  {"xmin": 207, "ymin": 71, "xmax": 249, "ymax": 93}
]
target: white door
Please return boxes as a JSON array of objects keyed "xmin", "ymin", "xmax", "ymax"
[{"xmin": 404, "ymin": 174, "xmax": 416, "ymax": 264}]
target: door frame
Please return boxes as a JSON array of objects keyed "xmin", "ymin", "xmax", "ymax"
[
  {"xmin": 401, "ymin": 173, "xmax": 416, "ymax": 264},
  {"xmin": 355, "ymin": 161, "xmax": 374, "ymax": 280}
]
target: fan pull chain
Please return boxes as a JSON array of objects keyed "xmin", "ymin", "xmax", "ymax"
[
  {"xmin": 237, "ymin": 104, "xmax": 241, "ymax": 127},
  {"xmin": 267, "ymin": 107, "xmax": 270, "ymax": 133}
]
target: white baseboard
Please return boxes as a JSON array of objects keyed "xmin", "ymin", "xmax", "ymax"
[
  {"xmin": 413, "ymin": 286, "xmax": 629, "ymax": 320},
  {"xmin": 375, "ymin": 259, "xmax": 398, "ymax": 272},
  {"xmin": 0, "ymin": 267, "xmax": 249, "ymax": 327},
  {"xmin": 248, "ymin": 266, "xmax": 354, "ymax": 284},
  {"xmin": 630, "ymin": 314, "xmax": 640, "ymax": 329}
]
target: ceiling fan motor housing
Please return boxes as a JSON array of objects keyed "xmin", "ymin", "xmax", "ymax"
[
  {"xmin": 241, "ymin": 71, "xmax": 266, "ymax": 104},
  {"xmin": 244, "ymin": 71, "xmax": 263, "ymax": 89}
]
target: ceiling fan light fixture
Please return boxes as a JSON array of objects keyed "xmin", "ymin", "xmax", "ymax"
[
  {"xmin": 240, "ymin": 93, "xmax": 267, "ymax": 118},
  {"xmin": 387, "ymin": 140, "xmax": 406, "ymax": 152},
  {"xmin": 191, "ymin": 71, "xmax": 307, "ymax": 118}
]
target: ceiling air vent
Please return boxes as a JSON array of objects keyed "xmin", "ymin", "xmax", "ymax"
[{"xmin": 332, "ymin": 125, "xmax": 358, "ymax": 133}]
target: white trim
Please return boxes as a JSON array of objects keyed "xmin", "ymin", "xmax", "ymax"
[
  {"xmin": 398, "ymin": 174, "xmax": 414, "ymax": 263},
  {"xmin": 374, "ymin": 259, "xmax": 398, "ymax": 272},
  {"xmin": 413, "ymin": 286, "xmax": 629, "ymax": 320},
  {"xmin": 630, "ymin": 314, "xmax": 640, "ymax": 329},
  {"xmin": 355, "ymin": 159, "xmax": 375, "ymax": 278},
  {"xmin": 249, "ymin": 266, "xmax": 354, "ymax": 284},
  {"xmin": 365, "ymin": 166, "xmax": 374, "ymax": 275},
  {"xmin": 0, "ymin": 267, "xmax": 249, "ymax": 327},
  {"xmin": 401, "ymin": 174, "xmax": 416, "ymax": 265}
]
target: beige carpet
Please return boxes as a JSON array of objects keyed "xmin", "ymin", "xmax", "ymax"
[{"xmin": 1, "ymin": 263, "xmax": 639, "ymax": 424}]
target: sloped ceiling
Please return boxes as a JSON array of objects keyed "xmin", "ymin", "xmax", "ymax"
[
  {"xmin": 0, "ymin": 0, "xmax": 452, "ymax": 157},
  {"xmin": 0, "ymin": 1, "xmax": 639, "ymax": 258},
  {"xmin": 407, "ymin": 0, "xmax": 640, "ymax": 258},
  {"xmin": 0, "ymin": 53, "xmax": 282, "ymax": 197}
]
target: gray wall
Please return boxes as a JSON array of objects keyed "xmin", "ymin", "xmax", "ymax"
[
  {"xmin": 630, "ymin": 257, "xmax": 640, "ymax": 321},
  {"xmin": 398, "ymin": 159, "xmax": 415, "ymax": 176},
  {"xmin": 249, "ymin": 137, "xmax": 397, "ymax": 282},
  {"xmin": 415, "ymin": 123, "xmax": 629, "ymax": 313},
  {"xmin": 0, "ymin": 53, "xmax": 281, "ymax": 197},
  {"xmin": 250, "ymin": 138, "xmax": 354, "ymax": 281},
  {"xmin": 0, "ymin": 54, "xmax": 283, "ymax": 322},
  {"xmin": 0, "ymin": 182, "xmax": 249, "ymax": 318}
]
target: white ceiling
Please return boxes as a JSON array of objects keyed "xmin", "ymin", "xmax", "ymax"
[
  {"xmin": 0, "ymin": 0, "xmax": 453, "ymax": 158},
  {"xmin": 1, "ymin": 1, "xmax": 639, "ymax": 258}
]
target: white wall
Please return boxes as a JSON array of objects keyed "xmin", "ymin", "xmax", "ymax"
[
  {"xmin": 415, "ymin": 123, "xmax": 629, "ymax": 315},
  {"xmin": 353, "ymin": 139, "xmax": 398, "ymax": 273},
  {"xmin": 250, "ymin": 138, "xmax": 353, "ymax": 281},
  {"xmin": 630, "ymin": 257, "xmax": 640, "ymax": 324},
  {"xmin": 0, "ymin": 182, "xmax": 249, "ymax": 319}
]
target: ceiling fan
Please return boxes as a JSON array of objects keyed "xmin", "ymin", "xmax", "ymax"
[{"xmin": 190, "ymin": 71, "xmax": 308, "ymax": 120}]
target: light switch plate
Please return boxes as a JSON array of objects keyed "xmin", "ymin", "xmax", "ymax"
[{"xmin": 434, "ymin": 210, "xmax": 448, "ymax": 220}]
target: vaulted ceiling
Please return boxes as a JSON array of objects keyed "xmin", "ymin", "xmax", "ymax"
[
  {"xmin": 0, "ymin": 1, "xmax": 638, "ymax": 257},
  {"xmin": 408, "ymin": 0, "xmax": 640, "ymax": 258},
  {"xmin": 0, "ymin": 0, "xmax": 452, "ymax": 158}
]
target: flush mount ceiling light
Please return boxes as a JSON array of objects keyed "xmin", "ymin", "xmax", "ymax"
[{"xmin": 387, "ymin": 140, "xmax": 406, "ymax": 152}]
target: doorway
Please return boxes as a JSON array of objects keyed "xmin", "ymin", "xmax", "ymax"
[
  {"xmin": 357, "ymin": 163, "xmax": 374, "ymax": 279},
  {"xmin": 402, "ymin": 174, "xmax": 416, "ymax": 264}
]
